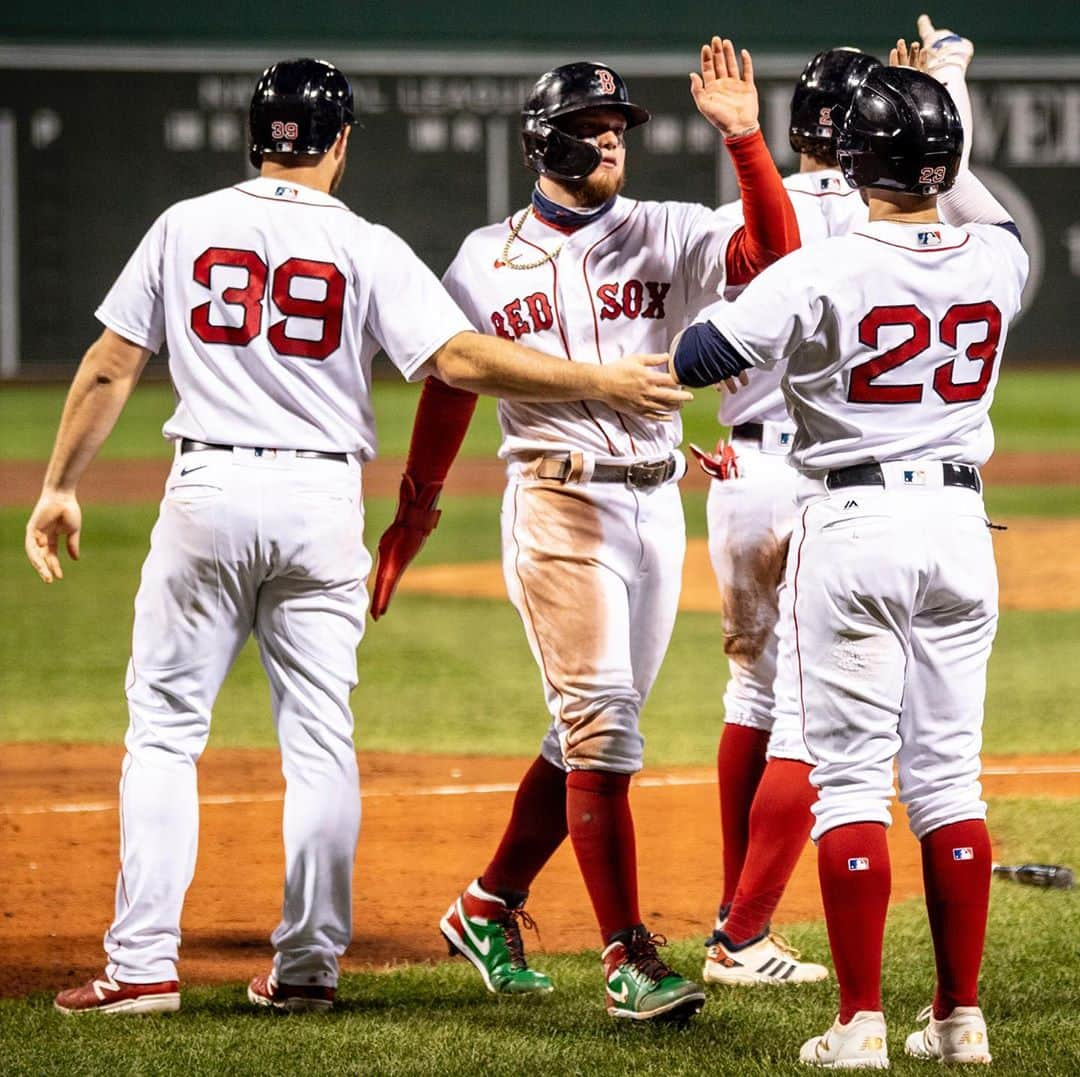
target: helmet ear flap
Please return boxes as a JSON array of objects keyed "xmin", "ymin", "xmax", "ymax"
[{"xmin": 522, "ymin": 116, "xmax": 603, "ymax": 182}]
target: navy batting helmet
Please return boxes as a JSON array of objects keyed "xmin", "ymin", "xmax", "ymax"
[
  {"xmin": 789, "ymin": 48, "xmax": 882, "ymax": 159},
  {"xmin": 249, "ymin": 58, "xmax": 355, "ymax": 170},
  {"xmin": 521, "ymin": 62, "xmax": 650, "ymax": 182},
  {"xmin": 837, "ymin": 67, "xmax": 963, "ymax": 196}
]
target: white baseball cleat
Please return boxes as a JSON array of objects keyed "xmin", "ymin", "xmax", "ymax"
[
  {"xmin": 799, "ymin": 1010, "xmax": 889, "ymax": 1069},
  {"xmin": 917, "ymin": 14, "xmax": 974, "ymax": 74},
  {"xmin": 904, "ymin": 1004, "xmax": 992, "ymax": 1064},
  {"xmin": 703, "ymin": 928, "xmax": 829, "ymax": 985}
]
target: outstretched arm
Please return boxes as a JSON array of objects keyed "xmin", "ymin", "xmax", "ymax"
[
  {"xmin": 26, "ymin": 328, "xmax": 151, "ymax": 582},
  {"xmin": 370, "ymin": 376, "xmax": 478, "ymax": 619},
  {"xmin": 690, "ymin": 37, "xmax": 800, "ymax": 285}
]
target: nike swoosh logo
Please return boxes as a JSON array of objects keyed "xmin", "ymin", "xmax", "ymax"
[
  {"xmin": 459, "ymin": 905, "xmax": 491, "ymax": 956},
  {"xmin": 607, "ymin": 979, "xmax": 629, "ymax": 1003},
  {"xmin": 180, "ymin": 465, "xmax": 207, "ymax": 476}
]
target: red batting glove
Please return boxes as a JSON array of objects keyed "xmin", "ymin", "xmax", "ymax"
[
  {"xmin": 370, "ymin": 475, "xmax": 443, "ymax": 620},
  {"xmin": 689, "ymin": 440, "xmax": 740, "ymax": 480}
]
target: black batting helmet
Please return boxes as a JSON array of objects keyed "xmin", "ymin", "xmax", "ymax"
[
  {"xmin": 789, "ymin": 47, "xmax": 882, "ymax": 159},
  {"xmin": 837, "ymin": 67, "xmax": 964, "ymax": 196},
  {"xmin": 521, "ymin": 62, "xmax": 650, "ymax": 182},
  {"xmin": 249, "ymin": 58, "xmax": 355, "ymax": 170}
]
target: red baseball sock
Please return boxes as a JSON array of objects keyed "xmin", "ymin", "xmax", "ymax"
[
  {"xmin": 818, "ymin": 822, "xmax": 891, "ymax": 1023},
  {"xmin": 566, "ymin": 769, "xmax": 640, "ymax": 944},
  {"xmin": 480, "ymin": 755, "xmax": 568, "ymax": 901},
  {"xmin": 920, "ymin": 819, "xmax": 992, "ymax": 1019},
  {"xmin": 723, "ymin": 759, "xmax": 816, "ymax": 944},
  {"xmin": 716, "ymin": 724, "xmax": 771, "ymax": 909}
]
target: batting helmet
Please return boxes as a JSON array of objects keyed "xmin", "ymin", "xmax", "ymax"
[
  {"xmin": 789, "ymin": 48, "xmax": 882, "ymax": 159},
  {"xmin": 249, "ymin": 58, "xmax": 355, "ymax": 170},
  {"xmin": 837, "ymin": 67, "xmax": 963, "ymax": 196},
  {"xmin": 521, "ymin": 62, "xmax": 650, "ymax": 182}
]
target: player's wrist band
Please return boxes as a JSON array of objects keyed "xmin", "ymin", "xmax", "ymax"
[{"xmin": 672, "ymin": 323, "xmax": 752, "ymax": 388}]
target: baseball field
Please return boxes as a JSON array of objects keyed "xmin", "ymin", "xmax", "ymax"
[{"xmin": 1, "ymin": 373, "xmax": 1078, "ymax": 1075}]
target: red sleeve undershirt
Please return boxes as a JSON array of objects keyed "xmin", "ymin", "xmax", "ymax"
[
  {"xmin": 403, "ymin": 375, "xmax": 479, "ymax": 488},
  {"xmin": 722, "ymin": 128, "xmax": 801, "ymax": 287}
]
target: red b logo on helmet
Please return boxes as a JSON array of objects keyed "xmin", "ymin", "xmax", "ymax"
[{"xmin": 596, "ymin": 69, "xmax": 617, "ymax": 95}]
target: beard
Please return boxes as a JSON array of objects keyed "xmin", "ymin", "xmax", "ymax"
[{"xmin": 572, "ymin": 162, "xmax": 626, "ymax": 207}]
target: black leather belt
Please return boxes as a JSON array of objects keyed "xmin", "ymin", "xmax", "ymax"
[
  {"xmin": 825, "ymin": 462, "xmax": 981, "ymax": 493},
  {"xmin": 180, "ymin": 438, "xmax": 347, "ymax": 463},
  {"xmin": 537, "ymin": 455, "xmax": 678, "ymax": 489},
  {"xmin": 731, "ymin": 422, "xmax": 763, "ymax": 442}
]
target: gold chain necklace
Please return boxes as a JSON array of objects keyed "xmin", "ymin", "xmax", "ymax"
[{"xmin": 497, "ymin": 207, "xmax": 562, "ymax": 271}]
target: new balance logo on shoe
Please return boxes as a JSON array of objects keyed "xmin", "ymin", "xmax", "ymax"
[{"xmin": 54, "ymin": 973, "xmax": 181, "ymax": 1015}]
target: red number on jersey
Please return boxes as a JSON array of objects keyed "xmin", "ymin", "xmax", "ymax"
[
  {"xmin": 268, "ymin": 259, "xmax": 347, "ymax": 360},
  {"xmin": 850, "ymin": 302, "xmax": 1003, "ymax": 406},
  {"xmin": 191, "ymin": 247, "xmax": 268, "ymax": 346},
  {"xmin": 850, "ymin": 305, "xmax": 930, "ymax": 404},
  {"xmin": 933, "ymin": 302, "xmax": 1003, "ymax": 403},
  {"xmin": 190, "ymin": 249, "xmax": 346, "ymax": 361}
]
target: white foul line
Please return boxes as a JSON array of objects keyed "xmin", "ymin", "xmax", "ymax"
[{"xmin": 3, "ymin": 764, "xmax": 1077, "ymax": 818}]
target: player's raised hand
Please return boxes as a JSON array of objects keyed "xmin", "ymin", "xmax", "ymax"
[
  {"xmin": 690, "ymin": 37, "xmax": 759, "ymax": 138},
  {"xmin": 917, "ymin": 14, "xmax": 974, "ymax": 75},
  {"xmin": 25, "ymin": 490, "xmax": 82, "ymax": 583},
  {"xmin": 600, "ymin": 354, "xmax": 693, "ymax": 420},
  {"xmin": 890, "ymin": 38, "xmax": 928, "ymax": 72}
]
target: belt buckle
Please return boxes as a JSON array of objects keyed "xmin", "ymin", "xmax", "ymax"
[{"xmin": 626, "ymin": 459, "xmax": 668, "ymax": 489}]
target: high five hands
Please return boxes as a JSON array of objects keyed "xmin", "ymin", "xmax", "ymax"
[{"xmin": 690, "ymin": 37, "xmax": 760, "ymax": 139}]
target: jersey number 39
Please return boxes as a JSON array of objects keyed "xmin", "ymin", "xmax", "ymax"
[
  {"xmin": 849, "ymin": 302, "xmax": 1002, "ymax": 405},
  {"xmin": 190, "ymin": 247, "xmax": 345, "ymax": 361}
]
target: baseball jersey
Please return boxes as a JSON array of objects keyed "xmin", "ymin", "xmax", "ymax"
[
  {"xmin": 704, "ymin": 219, "xmax": 1029, "ymax": 472},
  {"xmin": 442, "ymin": 195, "xmax": 738, "ymax": 460},
  {"xmin": 714, "ymin": 168, "xmax": 868, "ymax": 427},
  {"xmin": 97, "ymin": 176, "xmax": 473, "ymax": 460}
]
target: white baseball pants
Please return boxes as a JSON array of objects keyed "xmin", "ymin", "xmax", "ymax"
[
  {"xmin": 788, "ymin": 466, "xmax": 996, "ymax": 843},
  {"xmin": 105, "ymin": 447, "xmax": 369, "ymax": 987},
  {"xmin": 500, "ymin": 456, "xmax": 686, "ymax": 775}
]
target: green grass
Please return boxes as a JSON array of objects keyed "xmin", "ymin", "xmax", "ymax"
[
  {"xmin": 2, "ymin": 501, "xmax": 1079, "ymax": 758},
  {"xmin": 1, "ymin": 796, "xmax": 1076, "ymax": 1075},
  {"xmin": 3, "ymin": 368, "xmax": 1080, "ymax": 461}
]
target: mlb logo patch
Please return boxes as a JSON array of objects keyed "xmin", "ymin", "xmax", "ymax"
[
  {"xmin": 274, "ymin": 186, "xmax": 299, "ymax": 199},
  {"xmin": 819, "ymin": 176, "xmax": 842, "ymax": 192},
  {"xmin": 918, "ymin": 230, "xmax": 943, "ymax": 246},
  {"xmin": 848, "ymin": 857, "xmax": 870, "ymax": 872},
  {"xmin": 953, "ymin": 847, "xmax": 975, "ymax": 861},
  {"xmin": 903, "ymin": 469, "xmax": 927, "ymax": 485},
  {"xmin": 779, "ymin": 432, "xmax": 792, "ymax": 445}
]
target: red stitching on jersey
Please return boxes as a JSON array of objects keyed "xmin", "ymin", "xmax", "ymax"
[
  {"xmin": 582, "ymin": 203, "xmax": 642, "ymax": 456},
  {"xmin": 515, "ymin": 226, "xmax": 617, "ymax": 456},
  {"xmin": 852, "ymin": 231, "xmax": 971, "ymax": 253},
  {"xmin": 231, "ymin": 186, "xmax": 350, "ymax": 211},
  {"xmin": 792, "ymin": 504, "xmax": 813, "ymax": 760}
]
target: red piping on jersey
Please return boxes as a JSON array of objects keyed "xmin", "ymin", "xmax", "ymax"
[
  {"xmin": 231, "ymin": 186, "xmax": 350, "ymax": 211},
  {"xmin": 582, "ymin": 203, "xmax": 642, "ymax": 456},
  {"xmin": 853, "ymin": 231, "xmax": 972, "ymax": 254},
  {"xmin": 788, "ymin": 187, "xmax": 858, "ymax": 200},
  {"xmin": 792, "ymin": 504, "xmax": 814, "ymax": 761},
  {"xmin": 534, "ymin": 214, "xmax": 580, "ymax": 236},
  {"xmin": 515, "ymin": 228, "xmax": 617, "ymax": 455}
]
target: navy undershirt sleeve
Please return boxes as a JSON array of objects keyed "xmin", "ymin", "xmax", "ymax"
[
  {"xmin": 673, "ymin": 322, "xmax": 753, "ymax": 388},
  {"xmin": 995, "ymin": 221, "xmax": 1022, "ymax": 242}
]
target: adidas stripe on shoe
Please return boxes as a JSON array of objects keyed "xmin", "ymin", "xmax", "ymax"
[{"xmin": 704, "ymin": 928, "xmax": 829, "ymax": 985}]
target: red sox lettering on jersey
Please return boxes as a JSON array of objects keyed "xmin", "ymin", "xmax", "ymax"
[{"xmin": 490, "ymin": 281, "xmax": 672, "ymax": 340}]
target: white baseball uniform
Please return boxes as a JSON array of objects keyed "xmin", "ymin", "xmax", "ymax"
[
  {"xmin": 96, "ymin": 175, "xmax": 471, "ymax": 985},
  {"xmin": 706, "ymin": 169, "xmax": 868, "ymax": 764},
  {"xmin": 443, "ymin": 196, "xmax": 740, "ymax": 773},
  {"xmin": 703, "ymin": 219, "xmax": 1028, "ymax": 840}
]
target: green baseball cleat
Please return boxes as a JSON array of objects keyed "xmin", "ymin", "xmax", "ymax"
[
  {"xmin": 440, "ymin": 879, "xmax": 554, "ymax": 995},
  {"xmin": 602, "ymin": 927, "xmax": 706, "ymax": 1021}
]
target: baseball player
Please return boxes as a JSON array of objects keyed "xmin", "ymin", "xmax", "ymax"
[
  {"xmin": 696, "ymin": 46, "xmax": 880, "ymax": 988},
  {"xmin": 27, "ymin": 58, "xmax": 689, "ymax": 1016},
  {"xmin": 371, "ymin": 40, "xmax": 800, "ymax": 1021},
  {"xmin": 672, "ymin": 56, "xmax": 1027, "ymax": 1067}
]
